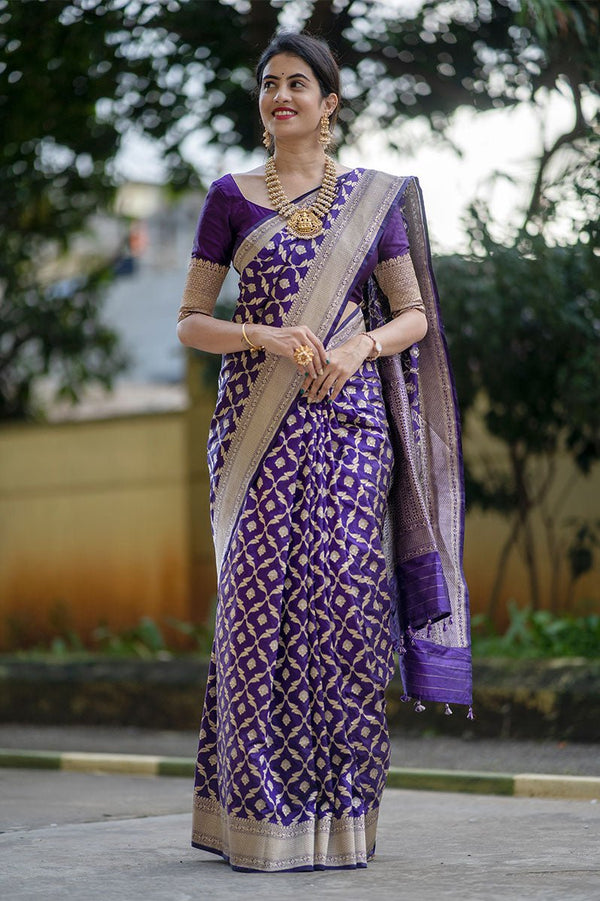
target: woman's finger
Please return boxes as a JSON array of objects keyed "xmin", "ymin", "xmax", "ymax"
[
  {"xmin": 299, "ymin": 375, "xmax": 313, "ymax": 396},
  {"xmin": 297, "ymin": 327, "xmax": 327, "ymax": 373},
  {"xmin": 327, "ymin": 376, "xmax": 346, "ymax": 401},
  {"xmin": 307, "ymin": 369, "xmax": 339, "ymax": 402},
  {"xmin": 315, "ymin": 341, "xmax": 328, "ymax": 372},
  {"xmin": 305, "ymin": 361, "xmax": 333, "ymax": 395},
  {"xmin": 307, "ymin": 354, "xmax": 340, "ymax": 395}
]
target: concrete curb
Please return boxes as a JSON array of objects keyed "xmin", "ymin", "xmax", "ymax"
[
  {"xmin": 1, "ymin": 748, "xmax": 599, "ymax": 801},
  {"xmin": 3, "ymin": 657, "xmax": 600, "ymax": 741}
]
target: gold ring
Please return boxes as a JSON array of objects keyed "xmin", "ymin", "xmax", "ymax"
[{"xmin": 293, "ymin": 345, "xmax": 315, "ymax": 368}]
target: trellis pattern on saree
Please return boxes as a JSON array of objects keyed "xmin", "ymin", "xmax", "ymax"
[{"xmin": 188, "ymin": 168, "xmax": 471, "ymax": 871}]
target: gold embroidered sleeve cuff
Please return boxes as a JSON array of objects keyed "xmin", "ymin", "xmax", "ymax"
[
  {"xmin": 374, "ymin": 253, "xmax": 426, "ymax": 318},
  {"xmin": 177, "ymin": 257, "xmax": 229, "ymax": 322}
]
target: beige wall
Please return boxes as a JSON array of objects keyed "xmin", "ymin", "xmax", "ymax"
[
  {"xmin": 0, "ymin": 411, "xmax": 205, "ymax": 649},
  {"xmin": 184, "ymin": 357, "xmax": 218, "ymax": 626},
  {"xmin": 0, "ymin": 372, "xmax": 598, "ymax": 649},
  {"xmin": 461, "ymin": 412, "xmax": 600, "ymax": 625}
]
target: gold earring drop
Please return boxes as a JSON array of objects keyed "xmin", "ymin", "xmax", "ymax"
[
  {"xmin": 263, "ymin": 128, "xmax": 272, "ymax": 151},
  {"xmin": 319, "ymin": 113, "xmax": 331, "ymax": 147}
]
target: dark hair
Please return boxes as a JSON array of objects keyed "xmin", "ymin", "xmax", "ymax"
[{"xmin": 255, "ymin": 32, "xmax": 341, "ymax": 130}]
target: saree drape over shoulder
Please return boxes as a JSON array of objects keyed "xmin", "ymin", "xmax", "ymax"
[{"xmin": 181, "ymin": 168, "xmax": 471, "ymax": 872}]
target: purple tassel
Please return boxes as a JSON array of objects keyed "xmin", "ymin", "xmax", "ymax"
[
  {"xmin": 449, "ymin": 615, "xmax": 454, "ymax": 625},
  {"xmin": 414, "ymin": 700, "xmax": 426, "ymax": 713},
  {"xmin": 442, "ymin": 619, "xmax": 448, "ymax": 632},
  {"xmin": 444, "ymin": 704, "xmax": 453, "ymax": 716},
  {"xmin": 406, "ymin": 624, "xmax": 416, "ymax": 645},
  {"xmin": 426, "ymin": 618, "xmax": 432, "ymax": 638},
  {"xmin": 400, "ymin": 694, "xmax": 410, "ymax": 703},
  {"xmin": 467, "ymin": 706, "xmax": 475, "ymax": 721}
]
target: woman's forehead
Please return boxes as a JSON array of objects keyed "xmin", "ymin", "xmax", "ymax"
[{"xmin": 263, "ymin": 53, "xmax": 313, "ymax": 79}]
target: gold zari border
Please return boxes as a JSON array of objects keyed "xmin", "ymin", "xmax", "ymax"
[
  {"xmin": 177, "ymin": 257, "xmax": 228, "ymax": 321},
  {"xmin": 192, "ymin": 795, "xmax": 379, "ymax": 871},
  {"xmin": 375, "ymin": 252, "xmax": 425, "ymax": 316},
  {"xmin": 401, "ymin": 178, "xmax": 468, "ymax": 645}
]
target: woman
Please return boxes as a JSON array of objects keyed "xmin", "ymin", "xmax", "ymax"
[{"xmin": 177, "ymin": 33, "xmax": 472, "ymax": 873}]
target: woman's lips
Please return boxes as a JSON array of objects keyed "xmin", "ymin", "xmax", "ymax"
[{"xmin": 273, "ymin": 109, "xmax": 296, "ymax": 119}]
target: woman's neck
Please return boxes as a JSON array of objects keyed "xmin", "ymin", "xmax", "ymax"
[{"xmin": 272, "ymin": 142, "xmax": 327, "ymax": 179}]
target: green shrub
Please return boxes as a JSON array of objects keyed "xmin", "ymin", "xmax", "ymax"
[{"xmin": 472, "ymin": 601, "xmax": 600, "ymax": 658}]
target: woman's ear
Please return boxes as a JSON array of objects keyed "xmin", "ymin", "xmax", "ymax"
[{"xmin": 325, "ymin": 93, "xmax": 338, "ymax": 116}]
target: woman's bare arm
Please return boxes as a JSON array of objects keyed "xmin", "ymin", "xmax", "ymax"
[
  {"xmin": 302, "ymin": 308, "xmax": 428, "ymax": 402},
  {"xmin": 177, "ymin": 315, "xmax": 329, "ymax": 379},
  {"xmin": 178, "ymin": 307, "xmax": 427, "ymax": 401}
]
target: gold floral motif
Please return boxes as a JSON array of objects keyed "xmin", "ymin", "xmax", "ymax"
[{"xmin": 292, "ymin": 344, "xmax": 315, "ymax": 367}]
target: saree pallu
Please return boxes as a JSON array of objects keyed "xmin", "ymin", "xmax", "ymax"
[{"xmin": 192, "ymin": 170, "xmax": 471, "ymax": 872}]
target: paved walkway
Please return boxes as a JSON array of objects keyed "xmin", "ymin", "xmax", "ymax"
[{"xmin": 1, "ymin": 767, "xmax": 599, "ymax": 900}]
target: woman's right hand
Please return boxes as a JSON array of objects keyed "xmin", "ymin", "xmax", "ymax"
[{"xmin": 247, "ymin": 323, "xmax": 328, "ymax": 381}]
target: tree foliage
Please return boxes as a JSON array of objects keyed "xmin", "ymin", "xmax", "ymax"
[
  {"xmin": 436, "ymin": 211, "xmax": 600, "ymax": 613},
  {"xmin": 1, "ymin": 270, "xmax": 127, "ymax": 419},
  {"xmin": 0, "ymin": 0, "xmax": 141, "ymax": 417},
  {"xmin": 1, "ymin": 0, "xmax": 598, "ymax": 419}
]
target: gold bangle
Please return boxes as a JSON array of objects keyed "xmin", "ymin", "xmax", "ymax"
[
  {"xmin": 241, "ymin": 322, "xmax": 265, "ymax": 353},
  {"xmin": 364, "ymin": 333, "xmax": 382, "ymax": 361}
]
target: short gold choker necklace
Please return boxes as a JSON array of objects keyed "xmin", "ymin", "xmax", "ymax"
[{"xmin": 264, "ymin": 155, "xmax": 337, "ymax": 239}]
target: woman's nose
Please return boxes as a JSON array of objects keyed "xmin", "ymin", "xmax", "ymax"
[{"xmin": 274, "ymin": 84, "xmax": 291, "ymax": 102}]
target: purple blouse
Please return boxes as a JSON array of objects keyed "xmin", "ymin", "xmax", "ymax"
[{"xmin": 191, "ymin": 169, "xmax": 411, "ymax": 311}]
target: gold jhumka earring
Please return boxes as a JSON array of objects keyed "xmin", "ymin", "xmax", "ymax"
[
  {"xmin": 318, "ymin": 113, "xmax": 331, "ymax": 147},
  {"xmin": 263, "ymin": 128, "xmax": 272, "ymax": 151}
]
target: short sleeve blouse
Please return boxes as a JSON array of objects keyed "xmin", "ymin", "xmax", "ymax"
[{"xmin": 179, "ymin": 171, "xmax": 424, "ymax": 321}]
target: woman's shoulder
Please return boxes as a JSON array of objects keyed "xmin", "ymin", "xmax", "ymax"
[
  {"xmin": 210, "ymin": 168, "xmax": 270, "ymax": 207},
  {"xmin": 230, "ymin": 164, "xmax": 265, "ymax": 179},
  {"xmin": 360, "ymin": 167, "xmax": 417, "ymax": 183},
  {"xmin": 201, "ymin": 173, "xmax": 250, "ymax": 213},
  {"xmin": 208, "ymin": 173, "xmax": 238, "ymax": 196}
]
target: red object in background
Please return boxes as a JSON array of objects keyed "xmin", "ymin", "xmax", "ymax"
[{"xmin": 128, "ymin": 221, "xmax": 148, "ymax": 257}]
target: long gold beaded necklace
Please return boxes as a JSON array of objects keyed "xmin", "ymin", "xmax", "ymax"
[{"xmin": 264, "ymin": 154, "xmax": 338, "ymax": 239}]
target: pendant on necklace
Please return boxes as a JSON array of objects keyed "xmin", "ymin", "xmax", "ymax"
[{"xmin": 286, "ymin": 208, "xmax": 324, "ymax": 239}]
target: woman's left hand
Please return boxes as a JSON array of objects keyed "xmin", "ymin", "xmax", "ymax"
[{"xmin": 301, "ymin": 334, "xmax": 371, "ymax": 403}]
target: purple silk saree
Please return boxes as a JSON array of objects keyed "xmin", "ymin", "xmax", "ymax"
[{"xmin": 191, "ymin": 169, "xmax": 471, "ymax": 872}]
